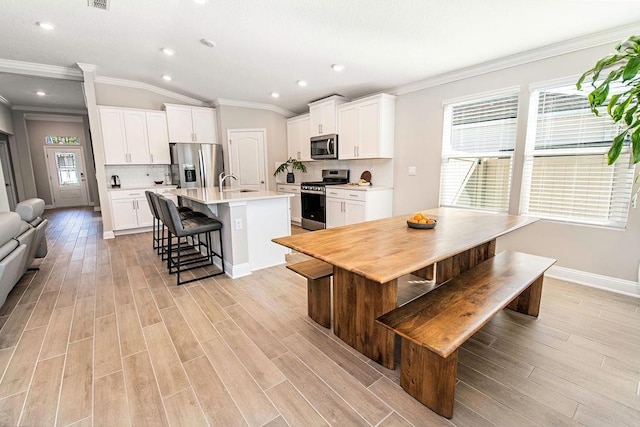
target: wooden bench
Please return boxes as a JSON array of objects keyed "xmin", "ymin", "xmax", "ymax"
[
  {"xmin": 287, "ymin": 259, "xmax": 333, "ymax": 327},
  {"xmin": 376, "ymin": 251, "xmax": 556, "ymax": 418}
]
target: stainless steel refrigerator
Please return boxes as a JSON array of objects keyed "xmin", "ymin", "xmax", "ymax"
[{"xmin": 170, "ymin": 143, "xmax": 224, "ymax": 189}]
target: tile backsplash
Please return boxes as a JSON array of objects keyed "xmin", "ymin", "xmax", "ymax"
[
  {"xmin": 105, "ymin": 165, "xmax": 171, "ymax": 188},
  {"xmin": 274, "ymin": 158, "xmax": 394, "ymax": 186}
]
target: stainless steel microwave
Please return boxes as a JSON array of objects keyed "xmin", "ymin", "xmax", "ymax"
[{"xmin": 310, "ymin": 134, "xmax": 338, "ymax": 160}]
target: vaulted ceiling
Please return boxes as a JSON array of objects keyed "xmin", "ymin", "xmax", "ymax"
[{"xmin": 2, "ymin": 0, "xmax": 640, "ymax": 113}]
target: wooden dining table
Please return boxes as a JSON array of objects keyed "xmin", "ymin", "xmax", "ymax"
[{"xmin": 273, "ymin": 207, "xmax": 537, "ymax": 369}]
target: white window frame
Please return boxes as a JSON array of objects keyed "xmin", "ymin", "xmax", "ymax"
[
  {"xmin": 520, "ymin": 83, "xmax": 635, "ymax": 228},
  {"xmin": 439, "ymin": 89, "xmax": 520, "ymax": 213}
]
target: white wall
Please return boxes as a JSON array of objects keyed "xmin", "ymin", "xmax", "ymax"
[{"xmin": 393, "ymin": 43, "xmax": 640, "ymax": 282}]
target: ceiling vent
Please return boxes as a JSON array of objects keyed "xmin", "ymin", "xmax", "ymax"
[{"xmin": 88, "ymin": 0, "xmax": 110, "ymax": 10}]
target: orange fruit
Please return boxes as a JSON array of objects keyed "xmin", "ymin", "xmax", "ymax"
[
  {"xmin": 418, "ymin": 219, "xmax": 426, "ymax": 224},
  {"xmin": 413, "ymin": 213, "xmax": 423, "ymax": 221}
]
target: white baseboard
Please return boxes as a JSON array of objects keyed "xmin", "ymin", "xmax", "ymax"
[
  {"xmin": 44, "ymin": 205, "xmax": 54, "ymax": 210},
  {"xmin": 94, "ymin": 206, "xmax": 101, "ymax": 212},
  {"xmin": 103, "ymin": 231, "xmax": 115, "ymax": 239},
  {"xmin": 546, "ymin": 266, "xmax": 640, "ymax": 299},
  {"xmin": 224, "ymin": 260, "xmax": 251, "ymax": 279}
]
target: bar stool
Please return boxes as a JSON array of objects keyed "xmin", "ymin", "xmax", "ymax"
[
  {"xmin": 156, "ymin": 195, "xmax": 225, "ymax": 285},
  {"xmin": 145, "ymin": 191, "xmax": 201, "ymax": 257}
]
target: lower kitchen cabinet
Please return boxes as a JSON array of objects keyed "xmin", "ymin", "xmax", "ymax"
[
  {"xmin": 277, "ymin": 184, "xmax": 301, "ymax": 225},
  {"xmin": 109, "ymin": 187, "xmax": 175, "ymax": 231},
  {"xmin": 326, "ymin": 187, "xmax": 393, "ymax": 228}
]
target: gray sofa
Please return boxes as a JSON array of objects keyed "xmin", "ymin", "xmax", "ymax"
[{"xmin": 0, "ymin": 199, "xmax": 49, "ymax": 307}]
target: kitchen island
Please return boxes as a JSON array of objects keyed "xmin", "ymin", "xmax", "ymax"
[{"xmin": 171, "ymin": 187, "xmax": 293, "ymax": 278}]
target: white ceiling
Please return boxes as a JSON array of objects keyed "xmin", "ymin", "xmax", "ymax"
[
  {"xmin": 2, "ymin": 0, "xmax": 640, "ymax": 113},
  {"xmin": 0, "ymin": 73, "xmax": 86, "ymax": 110}
]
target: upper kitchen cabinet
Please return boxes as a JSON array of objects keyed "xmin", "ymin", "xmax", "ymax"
[
  {"xmin": 145, "ymin": 112, "xmax": 171, "ymax": 164},
  {"xmin": 308, "ymin": 95, "xmax": 348, "ymax": 137},
  {"xmin": 99, "ymin": 106, "xmax": 171, "ymax": 165},
  {"xmin": 338, "ymin": 94, "xmax": 395, "ymax": 160},
  {"xmin": 286, "ymin": 114, "xmax": 312, "ymax": 161},
  {"xmin": 163, "ymin": 104, "xmax": 217, "ymax": 144}
]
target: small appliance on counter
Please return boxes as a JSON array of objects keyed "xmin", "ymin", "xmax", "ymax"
[{"xmin": 110, "ymin": 175, "xmax": 120, "ymax": 188}]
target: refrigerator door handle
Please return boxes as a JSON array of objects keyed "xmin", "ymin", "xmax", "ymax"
[{"xmin": 198, "ymin": 149, "xmax": 206, "ymax": 187}]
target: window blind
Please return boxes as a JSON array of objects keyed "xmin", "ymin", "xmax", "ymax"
[
  {"xmin": 440, "ymin": 92, "xmax": 519, "ymax": 212},
  {"xmin": 521, "ymin": 85, "xmax": 635, "ymax": 228}
]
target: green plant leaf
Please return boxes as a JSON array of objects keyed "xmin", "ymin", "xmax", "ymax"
[
  {"xmin": 607, "ymin": 131, "xmax": 628, "ymax": 165},
  {"xmin": 623, "ymin": 55, "xmax": 640, "ymax": 81},
  {"xmin": 632, "ymin": 128, "xmax": 640, "ymax": 163},
  {"xmin": 625, "ymin": 104, "xmax": 638, "ymax": 125},
  {"xmin": 612, "ymin": 94, "xmax": 634, "ymax": 122},
  {"xmin": 607, "ymin": 93, "xmax": 622, "ymax": 115}
]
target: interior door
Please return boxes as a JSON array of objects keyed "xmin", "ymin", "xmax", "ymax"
[
  {"xmin": 228, "ymin": 130, "xmax": 267, "ymax": 191},
  {"xmin": 0, "ymin": 138, "xmax": 17, "ymax": 211},
  {"xmin": 45, "ymin": 146, "xmax": 89, "ymax": 207}
]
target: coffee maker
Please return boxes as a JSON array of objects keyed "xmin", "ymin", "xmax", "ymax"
[{"xmin": 111, "ymin": 175, "xmax": 120, "ymax": 188}]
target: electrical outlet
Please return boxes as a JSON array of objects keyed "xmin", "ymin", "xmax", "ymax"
[
  {"xmin": 408, "ymin": 166, "xmax": 417, "ymax": 176},
  {"xmin": 235, "ymin": 218, "xmax": 243, "ymax": 230}
]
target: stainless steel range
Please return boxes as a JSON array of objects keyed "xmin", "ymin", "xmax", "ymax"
[{"xmin": 301, "ymin": 169, "xmax": 349, "ymax": 230}]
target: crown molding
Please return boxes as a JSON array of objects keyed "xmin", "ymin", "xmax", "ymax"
[
  {"xmin": 94, "ymin": 76, "xmax": 207, "ymax": 106},
  {"xmin": 213, "ymin": 98, "xmax": 296, "ymax": 118},
  {"xmin": 13, "ymin": 105, "xmax": 87, "ymax": 114},
  {"xmin": 76, "ymin": 63, "xmax": 96, "ymax": 73},
  {"xmin": 0, "ymin": 94, "xmax": 11, "ymax": 108},
  {"xmin": 24, "ymin": 113, "xmax": 84, "ymax": 122},
  {"xmin": 0, "ymin": 59, "xmax": 82, "ymax": 81},
  {"xmin": 391, "ymin": 22, "xmax": 640, "ymax": 96}
]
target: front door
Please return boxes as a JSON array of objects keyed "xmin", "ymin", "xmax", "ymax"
[
  {"xmin": 227, "ymin": 129, "xmax": 267, "ymax": 191},
  {"xmin": 45, "ymin": 146, "xmax": 89, "ymax": 207}
]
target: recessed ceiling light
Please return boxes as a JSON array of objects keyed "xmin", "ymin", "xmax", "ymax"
[
  {"xmin": 297, "ymin": 80, "xmax": 308, "ymax": 87},
  {"xmin": 162, "ymin": 75, "xmax": 172, "ymax": 81},
  {"xmin": 161, "ymin": 48, "xmax": 175, "ymax": 56},
  {"xmin": 200, "ymin": 38, "xmax": 216, "ymax": 48},
  {"xmin": 37, "ymin": 22, "xmax": 55, "ymax": 30},
  {"xmin": 331, "ymin": 63, "xmax": 345, "ymax": 72},
  {"xmin": 270, "ymin": 92, "xmax": 280, "ymax": 98},
  {"xmin": 36, "ymin": 91, "xmax": 46, "ymax": 96}
]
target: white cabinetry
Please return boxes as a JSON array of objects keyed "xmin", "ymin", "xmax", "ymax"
[
  {"xmin": 163, "ymin": 104, "xmax": 217, "ymax": 143},
  {"xmin": 286, "ymin": 114, "xmax": 311, "ymax": 161},
  {"xmin": 308, "ymin": 95, "xmax": 348, "ymax": 137},
  {"xmin": 146, "ymin": 112, "xmax": 171, "ymax": 164},
  {"xmin": 99, "ymin": 107, "xmax": 171, "ymax": 165},
  {"xmin": 325, "ymin": 187, "xmax": 393, "ymax": 228},
  {"xmin": 109, "ymin": 189, "xmax": 154, "ymax": 231},
  {"xmin": 338, "ymin": 94, "xmax": 395, "ymax": 159},
  {"xmin": 277, "ymin": 184, "xmax": 301, "ymax": 225}
]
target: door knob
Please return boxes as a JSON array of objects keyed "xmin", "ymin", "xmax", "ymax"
[{"xmin": 260, "ymin": 180, "xmax": 265, "ymax": 184}]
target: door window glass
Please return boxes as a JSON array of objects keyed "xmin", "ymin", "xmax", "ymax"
[{"xmin": 56, "ymin": 152, "xmax": 79, "ymax": 186}]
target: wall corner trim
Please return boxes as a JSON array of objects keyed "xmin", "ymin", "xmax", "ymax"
[
  {"xmin": 0, "ymin": 59, "xmax": 83, "ymax": 80},
  {"xmin": 546, "ymin": 265, "xmax": 640, "ymax": 299}
]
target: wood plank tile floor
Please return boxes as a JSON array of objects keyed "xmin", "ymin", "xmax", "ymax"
[{"xmin": 0, "ymin": 207, "xmax": 638, "ymax": 426}]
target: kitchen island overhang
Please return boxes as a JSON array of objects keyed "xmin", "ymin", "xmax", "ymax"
[{"xmin": 171, "ymin": 187, "xmax": 293, "ymax": 278}]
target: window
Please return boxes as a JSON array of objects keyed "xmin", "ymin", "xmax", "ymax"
[
  {"xmin": 45, "ymin": 136, "xmax": 80, "ymax": 145},
  {"xmin": 56, "ymin": 153, "xmax": 79, "ymax": 186},
  {"xmin": 521, "ymin": 85, "xmax": 635, "ymax": 228},
  {"xmin": 440, "ymin": 90, "xmax": 519, "ymax": 212}
]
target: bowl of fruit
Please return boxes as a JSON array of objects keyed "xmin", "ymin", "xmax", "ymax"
[{"xmin": 407, "ymin": 212, "xmax": 437, "ymax": 229}]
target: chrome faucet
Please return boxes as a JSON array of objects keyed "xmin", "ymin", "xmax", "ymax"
[{"xmin": 219, "ymin": 172, "xmax": 238, "ymax": 193}]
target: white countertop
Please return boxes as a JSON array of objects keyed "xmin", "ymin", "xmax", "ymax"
[
  {"xmin": 171, "ymin": 187, "xmax": 293, "ymax": 205},
  {"xmin": 107, "ymin": 185, "xmax": 177, "ymax": 192},
  {"xmin": 332, "ymin": 184, "xmax": 394, "ymax": 191}
]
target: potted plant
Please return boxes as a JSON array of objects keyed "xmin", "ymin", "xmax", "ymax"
[
  {"xmin": 274, "ymin": 157, "xmax": 307, "ymax": 183},
  {"xmin": 577, "ymin": 35, "xmax": 640, "ymax": 165}
]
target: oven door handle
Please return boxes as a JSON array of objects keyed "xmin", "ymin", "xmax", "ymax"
[{"xmin": 328, "ymin": 139, "xmax": 334, "ymax": 156}]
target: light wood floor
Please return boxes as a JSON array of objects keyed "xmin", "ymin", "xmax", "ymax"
[{"xmin": 0, "ymin": 208, "xmax": 639, "ymax": 426}]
